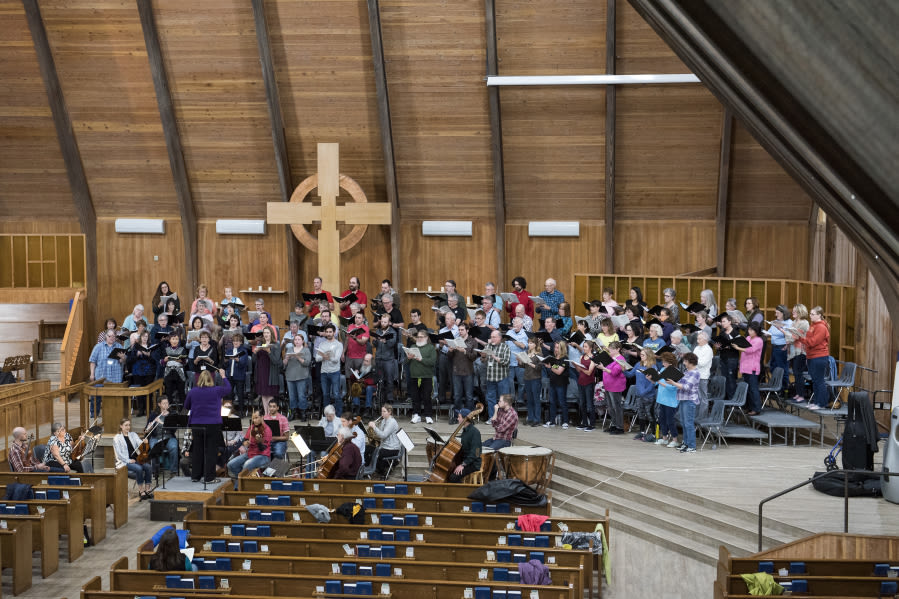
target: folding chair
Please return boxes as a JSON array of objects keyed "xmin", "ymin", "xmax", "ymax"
[
  {"xmin": 826, "ymin": 360, "xmax": 856, "ymax": 408},
  {"xmin": 721, "ymin": 381, "xmax": 748, "ymax": 425},
  {"xmin": 696, "ymin": 399, "xmax": 726, "ymax": 450},
  {"xmin": 759, "ymin": 367, "xmax": 785, "ymax": 411}
]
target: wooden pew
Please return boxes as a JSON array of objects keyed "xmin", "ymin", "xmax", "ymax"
[
  {"xmin": 108, "ymin": 558, "xmax": 576, "ymax": 599},
  {"xmin": 0, "ymin": 466, "xmax": 127, "ymax": 532},
  {"xmin": 239, "ymin": 473, "xmax": 486, "ymax": 498},
  {"xmin": 21, "ymin": 482, "xmax": 105, "ymax": 545},
  {"xmin": 185, "ymin": 513, "xmax": 608, "ymax": 564},
  {"xmin": 0, "ymin": 522, "xmax": 32, "ymax": 595},
  {"xmin": 141, "ymin": 534, "xmax": 596, "ymax": 596},
  {"xmin": 0, "ymin": 489, "xmax": 84, "ymax": 562},
  {"xmin": 0, "ymin": 506, "xmax": 59, "ymax": 578},
  {"xmin": 726, "ymin": 574, "xmax": 899, "ymax": 596},
  {"xmin": 223, "ymin": 489, "xmax": 550, "ymax": 516},
  {"xmin": 203, "ymin": 503, "xmax": 604, "ymax": 534},
  {"xmin": 134, "ymin": 547, "xmax": 584, "ymax": 596},
  {"xmin": 727, "ymin": 556, "xmax": 896, "ymax": 577}
]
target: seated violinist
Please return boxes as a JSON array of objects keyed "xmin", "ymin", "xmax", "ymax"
[
  {"xmin": 8, "ymin": 427, "xmax": 51, "ymax": 472},
  {"xmin": 113, "ymin": 417, "xmax": 154, "ymax": 500},
  {"xmin": 227, "ymin": 408, "xmax": 272, "ymax": 480},
  {"xmin": 331, "ymin": 426, "xmax": 362, "ymax": 479}
]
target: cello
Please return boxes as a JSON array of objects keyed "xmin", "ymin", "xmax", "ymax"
[
  {"xmin": 316, "ymin": 416, "xmax": 361, "ymax": 479},
  {"xmin": 426, "ymin": 403, "xmax": 483, "ymax": 483}
]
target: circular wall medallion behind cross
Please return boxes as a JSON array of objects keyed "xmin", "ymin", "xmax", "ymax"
[{"xmin": 288, "ymin": 173, "xmax": 369, "ymax": 253}]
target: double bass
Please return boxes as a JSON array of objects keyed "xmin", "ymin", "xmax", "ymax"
[
  {"xmin": 426, "ymin": 403, "xmax": 483, "ymax": 483},
  {"xmin": 316, "ymin": 416, "xmax": 361, "ymax": 479}
]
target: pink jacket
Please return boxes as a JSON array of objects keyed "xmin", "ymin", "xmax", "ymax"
[{"xmin": 739, "ymin": 336, "xmax": 763, "ymax": 375}]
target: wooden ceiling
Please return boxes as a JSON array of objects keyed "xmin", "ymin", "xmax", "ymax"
[{"xmin": 2, "ymin": 0, "xmax": 813, "ymax": 236}]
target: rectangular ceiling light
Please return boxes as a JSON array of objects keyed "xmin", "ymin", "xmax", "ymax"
[
  {"xmin": 486, "ymin": 74, "xmax": 700, "ymax": 86},
  {"xmin": 114, "ymin": 218, "xmax": 165, "ymax": 234},
  {"xmin": 528, "ymin": 221, "xmax": 580, "ymax": 237},
  {"xmin": 216, "ymin": 219, "xmax": 266, "ymax": 235},
  {"xmin": 421, "ymin": 221, "xmax": 473, "ymax": 237}
]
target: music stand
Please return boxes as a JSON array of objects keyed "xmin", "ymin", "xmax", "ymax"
[
  {"xmin": 293, "ymin": 425, "xmax": 334, "ymax": 477},
  {"xmin": 264, "ymin": 419, "xmax": 282, "ymax": 436},
  {"xmin": 423, "ymin": 426, "xmax": 445, "ymax": 444},
  {"xmin": 146, "ymin": 440, "xmax": 168, "ymax": 490},
  {"xmin": 159, "ymin": 414, "xmax": 191, "ymax": 488}
]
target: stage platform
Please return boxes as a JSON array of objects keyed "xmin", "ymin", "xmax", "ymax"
[{"xmin": 149, "ymin": 476, "xmax": 230, "ymax": 521}]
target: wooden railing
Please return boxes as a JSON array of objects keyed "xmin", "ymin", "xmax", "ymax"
[
  {"xmin": 60, "ymin": 290, "xmax": 87, "ymax": 386},
  {"xmin": 574, "ymin": 274, "xmax": 858, "ymax": 363},
  {"xmin": 0, "ymin": 234, "xmax": 86, "ymax": 289},
  {"xmin": 0, "ymin": 380, "xmax": 90, "ymax": 464}
]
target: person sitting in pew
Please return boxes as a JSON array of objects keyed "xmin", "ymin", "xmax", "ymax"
[
  {"xmin": 149, "ymin": 528, "xmax": 195, "ymax": 571},
  {"xmin": 8, "ymin": 427, "xmax": 51, "ymax": 472},
  {"xmin": 331, "ymin": 426, "xmax": 362, "ymax": 479}
]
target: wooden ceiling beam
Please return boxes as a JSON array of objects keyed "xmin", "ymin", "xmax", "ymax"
[
  {"xmin": 136, "ymin": 0, "xmax": 197, "ymax": 294},
  {"xmin": 22, "ymin": 0, "xmax": 98, "ymax": 320},
  {"xmin": 715, "ymin": 109, "xmax": 733, "ymax": 276},
  {"xmin": 251, "ymin": 0, "xmax": 299, "ymax": 301},
  {"xmin": 604, "ymin": 0, "xmax": 617, "ymax": 274},
  {"xmin": 366, "ymin": 0, "xmax": 401, "ymax": 290},
  {"xmin": 485, "ymin": 0, "xmax": 506, "ymax": 287}
]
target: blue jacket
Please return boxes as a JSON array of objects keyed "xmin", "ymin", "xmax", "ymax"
[{"xmin": 625, "ymin": 364, "xmax": 657, "ymax": 398}]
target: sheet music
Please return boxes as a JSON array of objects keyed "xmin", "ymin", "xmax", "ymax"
[
  {"xmin": 396, "ymin": 428, "xmax": 414, "ymax": 453},
  {"xmin": 290, "ymin": 433, "xmax": 311, "ymax": 457}
]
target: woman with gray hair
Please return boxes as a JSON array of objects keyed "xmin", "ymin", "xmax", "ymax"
[
  {"xmin": 44, "ymin": 422, "xmax": 86, "ymax": 473},
  {"xmin": 643, "ymin": 323, "xmax": 665, "ymax": 354},
  {"xmin": 699, "ymin": 289, "xmax": 718, "ymax": 319},
  {"xmin": 662, "ymin": 288, "xmax": 680, "ymax": 324}
]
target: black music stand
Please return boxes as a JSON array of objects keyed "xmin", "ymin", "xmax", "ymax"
[
  {"xmin": 160, "ymin": 414, "xmax": 190, "ymax": 489},
  {"xmin": 146, "ymin": 440, "xmax": 168, "ymax": 490},
  {"xmin": 293, "ymin": 425, "xmax": 334, "ymax": 477}
]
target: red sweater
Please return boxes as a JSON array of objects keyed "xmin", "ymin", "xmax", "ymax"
[{"xmin": 804, "ymin": 320, "xmax": 830, "ymax": 359}]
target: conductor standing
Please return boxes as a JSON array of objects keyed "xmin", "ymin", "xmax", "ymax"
[{"xmin": 184, "ymin": 369, "xmax": 231, "ymax": 483}]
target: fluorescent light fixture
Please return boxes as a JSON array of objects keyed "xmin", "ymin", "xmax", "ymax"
[
  {"xmin": 421, "ymin": 221, "xmax": 473, "ymax": 237},
  {"xmin": 528, "ymin": 221, "xmax": 580, "ymax": 237},
  {"xmin": 216, "ymin": 219, "xmax": 266, "ymax": 235},
  {"xmin": 486, "ymin": 74, "xmax": 700, "ymax": 86},
  {"xmin": 114, "ymin": 218, "xmax": 165, "ymax": 234}
]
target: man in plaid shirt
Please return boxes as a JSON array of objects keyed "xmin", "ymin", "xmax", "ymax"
[
  {"xmin": 8, "ymin": 427, "xmax": 50, "ymax": 472},
  {"xmin": 484, "ymin": 329, "xmax": 511, "ymax": 420},
  {"xmin": 484, "ymin": 395, "xmax": 518, "ymax": 449}
]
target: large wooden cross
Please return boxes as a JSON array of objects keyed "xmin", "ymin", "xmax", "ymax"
[{"xmin": 267, "ymin": 143, "xmax": 392, "ymax": 293}]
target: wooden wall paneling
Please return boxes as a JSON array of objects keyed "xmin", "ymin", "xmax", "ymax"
[
  {"xmin": 496, "ymin": 0, "xmax": 607, "ymax": 219},
  {"xmin": 22, "ymin": 0, "xmax": 98, "ymax": 321},
  {"xmin": 615, "ymin": 0, "xmax": 689, "ymax": 74},
  {"xmin": 724, "ymin": 222, "xmax": 810, "ymax": 280},
  {"xmin": 196, "ymin": 222, "xmax": 292, "ymax": 323},
  {"xmin": 613, "ymin": 220, "xmax": 716, "ymax": 275},
  {"xmin": 250, "ymin": 0, "xmax": 299, "ymax": 304},
  {"xmin": 366, "ymin": 0, "xmax": 401, "ymax": 289},
  {"xmin": 728, "ymin": 120, "xmax": 814, "ymax": 222},
  {"xmin": 399, "ymin": 221, "xmax": 497, "ymax": 312},
  {"xmin": 39, "ymin": 0, "xmax": 179, "ymax": 218},
  {"xmin": 265, "ymin": 0, "xmax": 386, "ymax": 217},
  {"xmin": 615, "ymin": 85, "xmax": 721, "ymax": 221},
  {"xmin": 0, "ymin": 222, "xmax": 81, "ymax": 235},
  {"xmin": 380, "ymin": 0, "xmax": 492, "ymax": 218},
  {"xmin": 485, "ymin": 0, "xmax": 505, "ymax": 288},
  {"xmin": 136, "ymin": 0, "xmax": 197, "ymax": 295},
  {"xmin": 504, "ymin": 223, "xmax": 606, "ymax": 307},
  {"xmin": 0, "ymin": 0, "xmax": 74, "ymax": 220},
  {"xmin": 95, "ymin": 219, "xmax": 187, "ymax": 332},
  {"xmin": 154, "ymin": 0, "xmax": 281, "ymax": 219}
]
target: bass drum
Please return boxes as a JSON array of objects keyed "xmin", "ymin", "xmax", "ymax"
[
  {"xmin": 481, "ymin": 447, "xmax": 496, "ymax": 481},
  {"xmin": 498, "ymin": 446, "xmax": 555, "ymax": 493}
]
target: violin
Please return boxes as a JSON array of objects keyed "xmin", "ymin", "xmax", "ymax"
[
  {"xmin": 317, "ymin": 416, "xmax": 361, "ymax": 479},
  {"xmin": 426, "ymin": 403, "xmax": 483, "ymax": 483},
  {"xmin": 70, "ymin": 416, "xmax": 101, "ymax": 462}
]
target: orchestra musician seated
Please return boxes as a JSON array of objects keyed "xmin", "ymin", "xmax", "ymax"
[
  {"xmin": 145, "ymin": 397, "xmax": 179, "ymax": 475},
  {"xmin": 331, "ymin": 426, "xmax": 362, "ymax": 479},
  {"xmin": 483, "ymin": 394, "xmax": 518, "ymax": 450},
  {"xmin": 113, "ymin": 418, "xmax": 154, "ymax": 500},
  {"xmin": 367, "ymin": 404, "xmax": 401, "ymax": 476},
  {"xmin": 448, "ymin": 408, "xmax": 481, "ymax": 483},
  {"xmin": 227, "ymin": 408, "xmax": 272, "ymax": 481},
  {"xmin": 43, "ymin": 422, "xmax": 89, "ymax": 473},
  {"xmin": 8, "ymin": 427, "xmax": 51, "ymax": 472},
  {"xmin": 340, "ymin": 412, "xmax": 367, "ymax": 464},
  {"xmin": 266, "ymin": 399, "xmax": 289, "ymax": 460}
]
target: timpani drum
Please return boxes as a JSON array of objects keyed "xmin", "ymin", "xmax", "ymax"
[
  {"xmin": 480, "ymin": 447, "xmax": 496, "ymax": 480},
  {"xmin": 498, "ymin": 446, "xmax": 555, "ymax": 492}
]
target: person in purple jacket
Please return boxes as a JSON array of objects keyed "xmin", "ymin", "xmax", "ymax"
[{"xmin": 183, "ymin": 369, "xmax": 231, "ymax": 483}]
